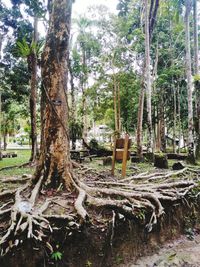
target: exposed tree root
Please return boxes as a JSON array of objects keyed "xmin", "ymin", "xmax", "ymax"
[
  {"xmin": 121, "ymin": 167, "xmax": 188, "ymax": 182},
  {"xmin": 0, "ymin": 166, "xmax": 199, "ymax": 256},
  {"xmin": 0, "ymin": 178, "xmax": 51, "ymax": 255},
  {"xmin": 1, "ymin": 177, "xmax": 30, "ymax": 184},
  {"xmin": 0, "ymin": 189, "xmax": 17, "ymax": 199}
]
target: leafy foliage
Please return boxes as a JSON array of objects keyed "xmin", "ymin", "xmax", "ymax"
[{"xmin": 51, "ymin": 251, "xmax": 63, "ymax": 261}]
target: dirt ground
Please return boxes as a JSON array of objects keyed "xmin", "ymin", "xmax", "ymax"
[{"xmin": 129, "ymin": 234, "xmax": 200, "ymax": 267}]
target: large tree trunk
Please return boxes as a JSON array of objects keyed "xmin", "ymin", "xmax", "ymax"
[
  {"xmin": 145, "ymin": 0, "xmax": 153, "ymax": 153},
  {"xmin": 35, "ymin": 0, "xmax": 73, "ymax": 189},
  {"xmin": 193, "ymin": 0, "xmax": 200, "ymax": 160},
  {"xmin": 185, "ymin": 0, "xmax": 195, "ymax": 163},
  {"xmin": 29, "ymin": 17, "xmax": 39, "ymax": 163}
]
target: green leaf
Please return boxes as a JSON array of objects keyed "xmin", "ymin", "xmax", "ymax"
[
  {"xmin": 51, "ymin": 251, "xmax": 63, "ymax": 261},
  {"xmin": 168, "ymin": 253, "xmax": 176, "ymax": 261}
]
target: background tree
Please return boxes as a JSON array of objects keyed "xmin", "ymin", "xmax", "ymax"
[{"xmin": 185, "ymin": 0, "xmax": 195, "ymax": 163}]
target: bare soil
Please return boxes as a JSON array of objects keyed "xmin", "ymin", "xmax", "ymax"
[{"xmin": 131, "ymin": 234, "xmax": 200, "ymax": 267}]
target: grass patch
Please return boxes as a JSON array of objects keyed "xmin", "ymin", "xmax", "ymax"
[{"xmin": 0, "ymin": 149, "xmax": 33, "ymax": 177}]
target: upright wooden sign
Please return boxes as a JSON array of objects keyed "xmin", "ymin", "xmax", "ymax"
[{"xmin": 111, "ymin": 134, "xmax": 131, "ymax": 177}]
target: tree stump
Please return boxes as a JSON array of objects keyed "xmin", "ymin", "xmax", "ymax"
[
  {"xmin": 131, "ymin": 156, "xmax": 142, "ymax": 163},
  {"xmin": 154, "ymin": 154, "xmax": 168, "ymax": 169},
  {"xmin": 103, "ymin": 156, "xmax": 112, "ymax": 166},
  {"xmin": 172, "ymin": 162, "xmax": 185, "ymax": 170},
  {"xmin": 186, "ymin": 153, "xmax": 196, "ymax": 165},
  {"xmin": 145, "ymin": 152, "xmax": 155, "ymax": 163}
]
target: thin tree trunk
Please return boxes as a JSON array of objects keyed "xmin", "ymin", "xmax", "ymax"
[
  {"xmin": 173, "ymin": 86, "xmax": 176, "ymax": 153},
  {"xmin": 193, "ymin": 0, "xmax": 200, "ymax": 160},
  {"xmin": 82, "ymin": 50, "xmax": 88, "ymax": 143},
  {"xmin": 0, "ymin": 35, "xmax": 3, "ymax": 159},
  {"xmin": 35, "ymin": 0, "xmax": 73, "ymax": 189},
  {"xmin": 136, "ymin": 84, "xmax": 145, "ymax": 159},
  {"xmin": 3, "ymin": 131, "xmax": 7, "ymax": 151},
  {"xmin": 185, "ymin": 0, "xmax": 195, "ymax": 163},
  {"xmin": 2, "ymin": 113, "xmax": 7, "ymax": 151},
  {"xmin": 149, "ymin": 0, "xmax": 160, "ymax": 39},
  {"xmin": 193, "ymin": 0, "xmax": 199, "ymax": 75},
  {"xmin": 145, "ymin": 0, "xmax": 153, "ymax": 153},
  {"xmin": 156, "ymin": 118, "xmax": 161, "ymax": 150},
  {"xmin": 177, "ymin": 83, "xmax": 181, "ymax": 154},
  {"xmin": 117, "ymin": 80, "xmax": 122, "ymax": 133},
  {"xmin": 29, "ymin": 17, "xmax": 39, "ymax": 163},
  {"xmin": 82, "ymin": 88, "xmax": 88, "ymax": 142},
  {"xmin": 68, "ymin": 55, "xmax": 76, "ymax": 149},
  {"xmin": 159, "ymin": 91, "xmax": 166, "ymax": 152},
  {"xmin": 113, "ymin": 73, "xmax": 119, "ymax": 133},
  {"xmin": 0, "ymin": 34, "xmax": 3, "ymax": 60},
  {"xmin": 68, "ymin": 57, "xmax": 76, "ymax": 119}
]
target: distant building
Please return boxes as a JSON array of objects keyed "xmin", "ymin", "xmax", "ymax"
[{"xmin": 88, "ymin": 125, "xmax": 112, "ymax": 143}]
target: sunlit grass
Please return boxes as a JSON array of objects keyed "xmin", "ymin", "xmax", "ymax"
[{"xmin": 0, "ymin": 149, "xmax": 34, "ymax": 177}]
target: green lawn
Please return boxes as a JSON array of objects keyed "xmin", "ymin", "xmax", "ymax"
[{"xmin": 0, "ymin": 149, "xmax": 34, "ymax": 177}]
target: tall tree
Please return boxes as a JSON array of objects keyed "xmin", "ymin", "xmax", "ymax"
[
  {"xmin": 145, "ymin": 0, "xmax": 153, "ymax": 153},
  {"xmin": 193, "ymin": 0, "xmax": 200, "ymax": 160},
  {"xmin": 29, "ymin": 16, "xmax": 39, "ymax": 163},
  {"xmin": 185, "ymin": 0, "xmax": 195, "ymax": 163},
  {"xmin": 35, "ymin": 0, "xmax": 73, "ymax": 189}
]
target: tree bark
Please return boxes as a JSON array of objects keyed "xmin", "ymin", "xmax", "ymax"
[
  {"xmin": 3, "ymin": 114, "xmax": 7, "ymax": 151},
  {"xmin": 82, "ymin": 88, "xmax": 88, "ymax": 142},
  {"xmin": 0, "ymin": 34, "xmax": 3, "ymax": 60},
  {"xmin": 35, "ymin": 0, "xmax": 73, "ymax": 189},
  {"xmin": 81, "ymin": 48, "xmax": 88, "ymax": 143},
  {"xmin": 149, "ymin": 0, "xmax": 160, "ymax": 39},
  {"xmin": 173, "ymin": 85, "xmax": 176, "ymax": 153},
  {"xmin": 185, "ymin": 0, "xmax": 195, "ymax": 163},
  {"xmin": 158, "ymin": 90, "xmax": 166, "ymax": 152},
  {"xmin": 68, "ymin": 54, "xmax": 76, "ymax": 149},
  {"xmin": 29, "ymin": 17, "xmax": 39, "ymax": 163},
  {"xmin": 177, "ymin": 83, "xmax": 181, "ymax": 154},
  {"xmin": 68, "ymin": 55, "xmax": 76, "ymax": 120},
  {"xmin": 117, "ymin": 80, "xmax": 122, "ymax": 133},
  {"xmin": 136, "ymin": 83, "xmax": 145, "ymax": 159},
  {"xmin": 193, "ymin": 0, "xmax": 200, "ymax": 160},
  {"xmin": 193, "ymin": 0, "xmax": 199, "ymax": 76},
  {"xmin": 113, "ymin": 73, "xmax": 119, "ymax": 133},
  {"xmin": 145, "ymin": 0, "xmax": 154, "ymax": 153},
  {"xmin": 156, "ymin": 117, "xmax": 161, "ymax": 150}
]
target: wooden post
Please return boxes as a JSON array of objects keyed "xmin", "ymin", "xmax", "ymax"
[{"xmin": 122, "ymin": 134, "xmax": 129, "ymax": 177}]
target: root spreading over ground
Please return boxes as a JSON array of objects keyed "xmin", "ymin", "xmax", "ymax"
[{"xmin": 0, "ymin": 165, "xmax": 199, "ymax": 255}]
